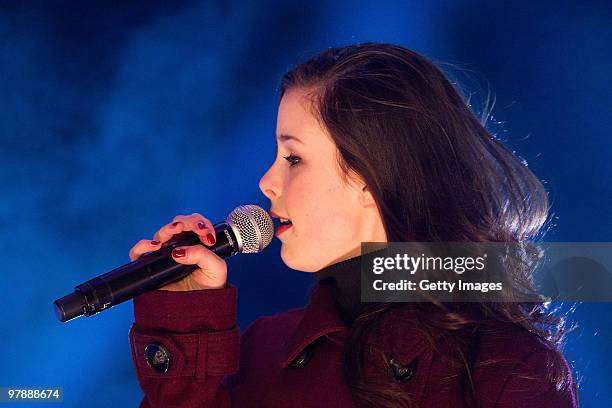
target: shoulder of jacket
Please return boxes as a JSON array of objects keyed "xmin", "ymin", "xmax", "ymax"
[
  {"xmin": 240, "ymin": 307, "xmax": 306, "ymax": 343},
  {"xmin": 473, "ymin": 322, "xmax": 575, "ymax": 405},
  {"xmin": 476, "ymin": 321, "xmax": 559, "ymax": 362}
]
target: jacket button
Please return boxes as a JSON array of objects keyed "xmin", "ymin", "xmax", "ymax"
[
  {"xmin": 144, "ymin": 343, "xmax": 171, "ymax": 374},
  {"xmin": 388, "ymin": 357, "xmax": 417, "ymax": 383},
  {"xmin": 289, "ymin": 347, "xmax": 314, "ymax": 368}
]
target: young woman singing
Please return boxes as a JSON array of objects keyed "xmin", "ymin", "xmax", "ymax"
[{"xmin": 127, "ymin": 43, "xmax": 577, "ymax": 407}]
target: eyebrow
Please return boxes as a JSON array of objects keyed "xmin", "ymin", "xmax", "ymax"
[{"xmin": 277, "ymin": 134, "xmax": 304, "ymax": 144}]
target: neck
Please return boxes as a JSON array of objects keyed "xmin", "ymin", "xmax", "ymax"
[{"xmin": 312, "ymin": 246, "xmax": 387, "ymax": 326}]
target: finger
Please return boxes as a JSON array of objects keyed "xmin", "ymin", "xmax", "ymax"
[
  {"xmin": 129, "ymin": 239, "xmax": 162, "ymax": 261},
  {"xmin": 153, "ymin": 220, "xmax": 185, "ymax": 243},
  {"xmin": 188, "ymin": 214, "xmax": 216, "ymax": 246},
  {"xmin": 172, "ymin": 213, "xmax": 215, "ymax": 246}
]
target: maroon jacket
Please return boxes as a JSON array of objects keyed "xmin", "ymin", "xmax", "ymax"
[{"xmin": 129, "ymin": 282, "xmax": 577, "ymax": 407}]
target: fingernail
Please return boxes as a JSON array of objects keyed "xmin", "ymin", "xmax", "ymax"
[
  {"xmin": 207, "ymin": 233, "xmax": 215, "ymax": 245},
  {"xmin": 197, "ymin": 222, "xmax": 206, "ymax": 230},
  {"xmin": 172, "ymin": 248, "xmax": 185, "ymax": 258},
  {"xmin": 151, "ymin": 240, "xmax": 160, "ymax": 245},
  {"xmin": 171, "ymin": 222, "xmax": 180, "ymax": 227}
]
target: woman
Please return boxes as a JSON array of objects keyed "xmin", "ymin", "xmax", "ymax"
[{"xmin": 127, "ymin": 43, "xmax": 578, "ymax": 407}]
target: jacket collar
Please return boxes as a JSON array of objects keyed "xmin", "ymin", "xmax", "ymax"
[{"xmin": 279, "ymin": 282, "xmax": 347, "ymax": 368}]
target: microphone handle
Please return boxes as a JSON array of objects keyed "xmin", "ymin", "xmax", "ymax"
[{"xmin": 54, "ymin": 222, "xmax": 238, "ymax": 322}]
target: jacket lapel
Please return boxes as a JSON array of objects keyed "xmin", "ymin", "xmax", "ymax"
[
  {"xmin": 278, "ymin": 279, "xmax": 435, "ymax": 396},
  {"xmin": 279, "ymin": 282, "xmax": 348, "ymax": 368}
]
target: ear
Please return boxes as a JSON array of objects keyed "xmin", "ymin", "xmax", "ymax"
[
  {"xmin": 357, "ymin": 183, "xmax": 377, "ymax": 209},
  {"xmin": 343, "ymin": 167, "xmax": 377, "ymax": 208}
]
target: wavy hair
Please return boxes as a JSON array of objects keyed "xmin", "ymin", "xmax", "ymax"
[{"xmin": 279, "ymin": 43, "xmax": 575, "ymax": 407}]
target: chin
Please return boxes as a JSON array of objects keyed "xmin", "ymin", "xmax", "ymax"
[{"xmin": 279, "ymin": 244, "xmax": 318, "ymax": 273}]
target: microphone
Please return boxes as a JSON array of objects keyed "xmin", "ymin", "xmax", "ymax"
[{"xmin": 53, "ymin": 205, "xmax": 274, "ymax": 323}]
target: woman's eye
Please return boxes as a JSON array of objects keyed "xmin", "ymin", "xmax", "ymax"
[{"xmin": 282, "ymin": 154, "xmax": 301, "ymax": 167}]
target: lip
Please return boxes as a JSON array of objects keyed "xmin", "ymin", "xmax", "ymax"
[
  {"xmin": 269, "ymin": 210, "xmax": 288, "ymax": 219},
  {"xmin": 270, "ymin": 210, "xmax": 292, "ymax": 223},
  {"xmin": 275, "ymin": 222, "xmax": 293, "ymax": 237}
]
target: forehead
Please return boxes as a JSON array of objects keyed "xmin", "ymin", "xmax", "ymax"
[
  {"xmin": 277, "ymin": 134, "xmax": 303, "ymax": 144},
  {"xmin": 276, "ymin": 88, "xmax": 325, "ymax": 144}
]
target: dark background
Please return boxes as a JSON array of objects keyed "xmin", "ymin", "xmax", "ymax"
[{"xmin": 1, "ymin": 1, "xmax": 610, "ymax": 406}]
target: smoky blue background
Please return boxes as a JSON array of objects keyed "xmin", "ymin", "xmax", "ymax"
[{"xmin": 1, "ymin": 1, "xmax": 610, "ymax": 406}]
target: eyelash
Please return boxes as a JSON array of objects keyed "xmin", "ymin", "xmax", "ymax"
[{"xmin": 282, "ymin": 153, "xmax": 301, "ymax": 167}]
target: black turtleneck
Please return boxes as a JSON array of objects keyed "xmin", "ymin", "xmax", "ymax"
[{"xmin": 312, "ymin": 252, "xmax": 370, "ymax": 327}]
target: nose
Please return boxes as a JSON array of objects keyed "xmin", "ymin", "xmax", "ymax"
[{"xmin": 259, "ymin": 164, "xmax": 281, "ymax": 200}]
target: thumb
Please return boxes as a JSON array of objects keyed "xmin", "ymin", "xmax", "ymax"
[
  {"xmin": 171, "ymin": 245, "xmax": 228, "ymax": 291},
  {"xmin": 171, "ymin": 244, "xmax": 226, "ymax": 272}
]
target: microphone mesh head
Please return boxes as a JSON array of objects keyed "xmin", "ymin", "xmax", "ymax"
[{"xmin": 228, "ymin": 205, "xmax": 274, "ymax": 253}]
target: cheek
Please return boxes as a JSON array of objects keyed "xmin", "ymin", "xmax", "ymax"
[
  {"xmin": 299, "ymin": 191, "xmax": 360, "ymax": 241},
  {"xmin": 284, "ymin": 172, "xmax": 361, "ymax": 238},
  {"xmin": 283, "ymin": 174, "xmax": 319, "ymax": 215}
]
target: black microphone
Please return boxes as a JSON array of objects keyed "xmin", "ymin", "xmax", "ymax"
[{"xmin": 53, "ymin": 205, "xmax": 273, "ymax": 322}]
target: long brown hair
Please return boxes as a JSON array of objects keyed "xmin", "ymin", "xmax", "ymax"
[{"xmin": 279, "ymin": 43, "xmax": 574, "ymax": 407}]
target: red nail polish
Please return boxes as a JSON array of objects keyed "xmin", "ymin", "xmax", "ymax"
[
  {"xmin": 207, "ymin": 233, "xmax": 215, "ymax": 245},
  {"xmin": 151, "ymin": 240, "xmax": 160, "ymax": 245},
  {"xmin": 197, "ymin": 222, "xmax": 206, "ymax": 230},
  {"xmin": 172, "ymin": 248, "xmax": 185, "ymax": 258}
]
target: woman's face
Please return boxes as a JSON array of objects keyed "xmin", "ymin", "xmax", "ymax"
[{"xmin": 259, "ymin": 87, "xmax": 387, "ymax": 272}]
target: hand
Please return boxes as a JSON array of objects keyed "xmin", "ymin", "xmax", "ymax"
[{"xmin": 128, "ymin": 213, "xmax": 227, "ymax": 291}]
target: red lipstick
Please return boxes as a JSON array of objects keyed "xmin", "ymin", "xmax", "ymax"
[{"xmin": 275, "ymin": 222, "xmax": 293, "ymax": 237}]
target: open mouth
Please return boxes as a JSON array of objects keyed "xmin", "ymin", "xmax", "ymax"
[{"xmin": 276, "ymin": 218, "xmax": 293, "ymax": 237}]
